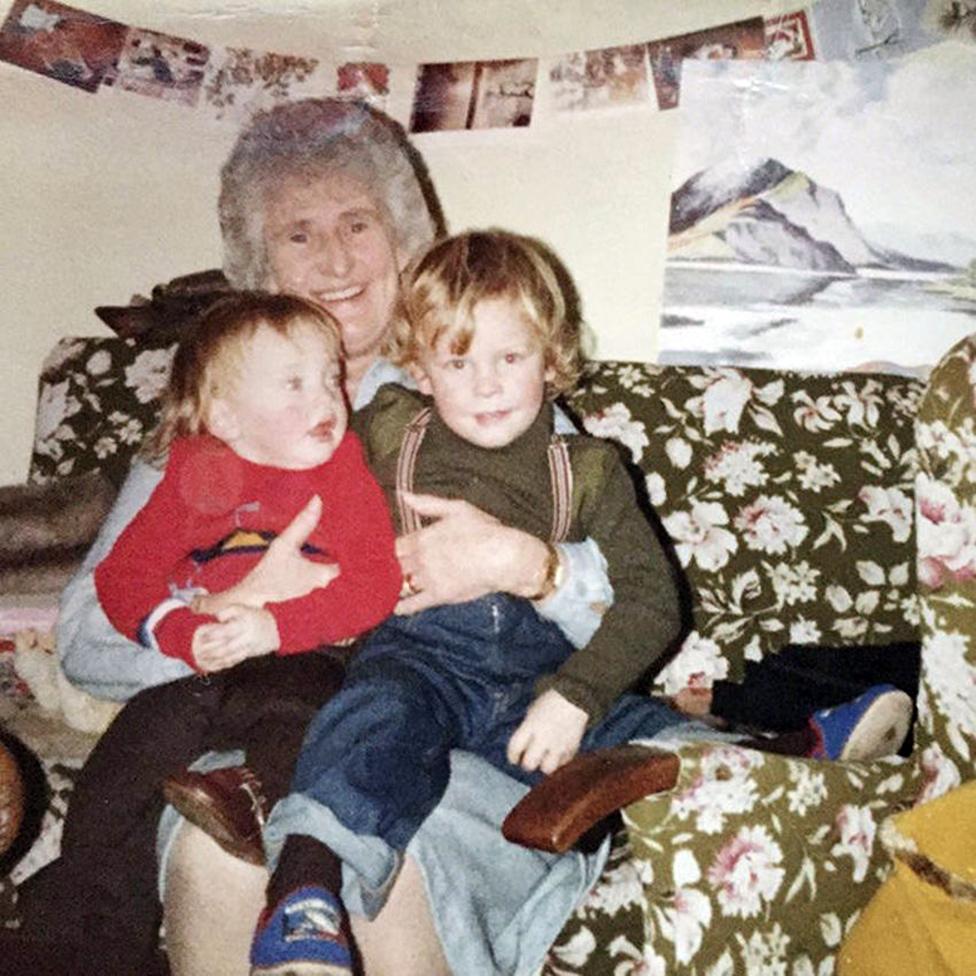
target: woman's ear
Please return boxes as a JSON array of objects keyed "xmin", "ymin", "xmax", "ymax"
[{"xmin": 206, "ymin": 398, "xmax": 240, "ymax": 443}]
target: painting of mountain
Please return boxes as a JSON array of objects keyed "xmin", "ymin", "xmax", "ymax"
[{"xmin": 659, "ymin": 52, "xmax": 976, "ymax": 376}]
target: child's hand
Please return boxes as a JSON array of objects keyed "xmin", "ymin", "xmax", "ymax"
[
  {"xmin": 671, "ymin": 686, "xmax": 713, "ymax": 718},
  {"xmin": 507, "ymin": 689, "xmax": 588, "ymax": 775},
  {"xmin": 192, "ymin": 606, "xmax": 280, "ymax": 672}
]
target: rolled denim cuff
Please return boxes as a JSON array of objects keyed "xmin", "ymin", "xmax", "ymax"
[{"xmin": 536, "ymin": 538, "xmax": 613, "ymax": 649}]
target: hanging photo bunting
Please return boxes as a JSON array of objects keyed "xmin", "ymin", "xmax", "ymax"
[
  {"xmin": 201, "ymin": 46, "xmax": 321, "ymax": 123},
  {"xmin": 765, "ymin": 10, "xmax": 817, "ymax": 60},
  {"xmin": 0, "ymin": 0, "xmax": 126, "ymax": 93},
  {"xmin": 549, "ymin": 43, "xmax": 650, "ymax": 112},
  {"xmin": 103, "ymin": 26, "xmax": 209, "ymax": 106},
  {"xmin": 410, "ymin": 58, "xmax": 537, "ymax": 132},
  {"xmin": 646, "ymin": 17, "xmax": 767, "ymax": 110}
]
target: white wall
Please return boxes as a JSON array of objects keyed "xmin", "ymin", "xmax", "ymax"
[{"xmin": 0, "ymin": 0, "xmax": 788, "ymax": 482}]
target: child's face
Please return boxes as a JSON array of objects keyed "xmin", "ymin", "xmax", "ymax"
[
  {"xmin": 209, "ymin": 323, "xmax": 347, "ymax": 470},
  {"xmin": 416, "ymin": 297, "xmax": 552, "ymax": 450}
]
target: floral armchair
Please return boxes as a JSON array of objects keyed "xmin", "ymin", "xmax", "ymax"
[
  {"xmin": 9, "ymin": 331, "xmax": 976, "ymax": 974},
  {"xmin": 519, "ymin": 350, "xmax": 971, "ymax": 976}
]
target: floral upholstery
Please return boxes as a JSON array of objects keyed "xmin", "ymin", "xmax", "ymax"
[
  {"xmin": 20, "ymin": 334, "xmax": 976, "ymax": 973},
  {"xmin": 540, "ymin": 358, "xmax": 973, "ymax": 976}
]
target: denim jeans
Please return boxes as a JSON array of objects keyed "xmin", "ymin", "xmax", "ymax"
[{"xmin": 277, "ymin": 594, "xmax": 684, "ymax": 910}]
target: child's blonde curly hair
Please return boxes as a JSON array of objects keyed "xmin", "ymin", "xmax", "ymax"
[{"xmin": 392, "ymin": 229, "xmax": 582, "ymax": 397}]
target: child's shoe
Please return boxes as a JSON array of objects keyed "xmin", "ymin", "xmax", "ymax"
[
  {"xmin": 809, "ymin": 684, "xmax": 913, "ymax": 761},
  {"xmin": 250, "ymin": 885, "xmax": 352, "ymax": 976},
  {"xmin": 163, "ymin": 765, "xmax": 267, "ymax": 865}
]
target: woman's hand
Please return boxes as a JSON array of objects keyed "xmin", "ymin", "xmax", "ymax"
[
  {"xmin": 192, "ymin": 606, "xmax": 280, "ymax": 672},
  {"xmin": 194, "ymin": 495, "xmax": 340, "ymax": 615},
  {"xmin": 394, "ymin": 491, "xmax": 550, "ymax": 614},
  {"xmin": 506, "ymin": 690, "xmax": 588, "ymax": 775}
]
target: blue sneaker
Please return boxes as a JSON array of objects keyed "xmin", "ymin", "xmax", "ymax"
[
  {"xmin": 809, "ymin": 684, "xmax": 913, "ymax": 761},
  {"xmin": 250, "ymin": 885, "xmax": 352, "ymax": 976}
]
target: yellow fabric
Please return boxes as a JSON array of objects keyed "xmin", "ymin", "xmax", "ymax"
[{"xmin": 839, "ymin": 782, "xmax": 976, "ymax": 976}]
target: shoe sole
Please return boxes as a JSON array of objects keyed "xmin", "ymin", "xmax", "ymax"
[
  {"xmin": 162, "ymin": 778, "xmax": 265, "ymax": 866},
  {"xmin": 839, "ymin": 689, "xmax": 913, "ymax": 761}
]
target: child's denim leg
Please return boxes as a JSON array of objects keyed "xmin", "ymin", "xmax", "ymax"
[
  {"xmin": 581, "ymin": 692, "xmax": 689, "ymax": 751},
  {"xmin": 266, "ymin": 653, "xmax": 458, "ymax": 911}
]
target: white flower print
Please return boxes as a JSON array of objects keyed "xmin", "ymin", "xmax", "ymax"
[
  {"xmin": 917, "ymin": 474, "xmax": 976, "ymax": 590},
  {"xmin": 125, "ymin": 347, "xmax": 176, "ymax": 404},
  {"xmin": 671, "ymin": 747, "xmax": 762, "ymax": 834},
  {"xmin": 663, "ymin": 502, "xmax": 739, "ymax": 571},
  {"xmin": 707, "ymin": 825, "xmax": 785, "ymax": 918},
  {"xmin": 830, "ymin": 805, "xmax": 876, "ymax": 883},
  {"xmin": 584, "ymin": 402, "xmax": 650, "ymax": 463},
  {"xmin": 791, "ymin": 391, "xmax": 841, "ymax": 432},
  {"xmin": 550, "ymin": 926, "xmax": 597, "ymax": 969},
  {"xmin": 645, "ymin": 471, "xmax": 666, "ymax": 507},
  {"xmin": 918, "ymin": 743, "xmax": 962, "ymax": 802},
  {"xmin": 655, "ymin": 632, "xmax": 729, "ymax": 696},
  {"xmin": 606, "ymin": 934, "xmax": 667, "ymax": 976},
  {"xmin": 41, "ymin": 338, "xmax": 84, "ymax": 374},
  {"xmin": 789, "ymin": 618, "xmax": 821, "ymax": 643},
  {"xmin": 923, "ymin": 628, "xmax": 976, "ymax": 757},
  {"xmin": 835, "ymin": 380, "xmax": 883, "ymax": 428},
  {"xmin": 86, "ymin": 349, "xmax": 112, "ymax": 375},
  {"xmin": 34, "ymin": 379, "xmax": 80, "ymax": 458},
  {"xmin": 786, "ymin": 764, "xmax": 827, "ymax": 817},
  {"xmin": 700, "ymin": 370, "xmax": 753, "ymax": 435},
  {"xmin": 859, "ymin": 485, "xmax": 912, "ymax": 544},
  {"xmin": 704, "ymin": 440, "xmax": 774, "ymax": 497},
  {"xmin": 826, "ymin": 584, "xmax": 852, "ymax": 613},
  {"xmin": 734, "ymin": 495, "xmax": 808, "ymax": 554},
  {"xmin": 94, "ymin": 436, "xmax": 118, "ymax": 460},
  {"xmin": 665, "ymin": 436, "xmax": 692, "ymax": 469},
  {"xmin": 768, "ymin": 561, "xmax": 820, "ymax": 606},
  {"xmin": 794, "ymin": 451, "xmax": 840, "ymax": 493}
]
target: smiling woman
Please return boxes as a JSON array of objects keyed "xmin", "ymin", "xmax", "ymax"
[{"xmin": 13, "ymin": 97, "xmax": 616, "ymax": 976}]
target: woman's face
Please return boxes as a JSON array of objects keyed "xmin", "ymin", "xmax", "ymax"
[{"xmin": 263, "ymin": 171, "xmax": 402, "ymax": 383}]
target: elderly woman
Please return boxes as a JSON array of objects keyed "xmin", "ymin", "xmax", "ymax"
[{"xmin": 16, "ymin": 99, "xmax": 615, "ymax": 976}]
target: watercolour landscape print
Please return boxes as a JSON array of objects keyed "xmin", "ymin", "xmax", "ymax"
[{"xmin": 659, "ymin": 50, "xmax": 976, "ymax": 375}]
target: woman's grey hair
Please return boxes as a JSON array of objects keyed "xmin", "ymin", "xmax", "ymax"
[{"xmin": 219, "ymin": 99, "xmax": 443, "ymax": 288}]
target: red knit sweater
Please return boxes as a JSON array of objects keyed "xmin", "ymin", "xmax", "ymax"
[{"xmin": 95, "ymin": 432, "xmax": 401, "ymax": 669}]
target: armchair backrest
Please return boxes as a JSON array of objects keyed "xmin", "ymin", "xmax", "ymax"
[{"xmin": 566, "ymin": 364, "xmax": 923, "ymax": 691}]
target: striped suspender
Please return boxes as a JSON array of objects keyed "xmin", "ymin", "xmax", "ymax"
[
  {"xmin": 395, "ymin": 406, "xmax": 574, "ymax": 544},
  {"xmin": 396, "ymin": 407, "xmax": 433, "ymax": 534},
  {"xmin": 547, "ymin": 438, "xmax": 572, "ymax": 544}
]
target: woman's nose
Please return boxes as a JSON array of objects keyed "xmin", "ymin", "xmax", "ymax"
[{"xmin": 314, "ymin": 233, "xmax": 353, "ymax": 278}]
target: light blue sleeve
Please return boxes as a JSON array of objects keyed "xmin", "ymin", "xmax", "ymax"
[
  {"xmin": 57, "ymin": 460, "xmax": 193, "ymax": 701},
  {"xmin": 540, "ymin": 403, "xmax": 615, "ymax": 648}
]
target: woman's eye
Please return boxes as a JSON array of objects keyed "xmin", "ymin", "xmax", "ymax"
[
  {"xmin": 288, "ymin": 232, "xmax": 308, "ymax": 244},
  {"xmin": 503, "ymin": 352, "xmax": 521, "ymax": 365},
  {"xmin": 286, "ymin": 377, "xmax": 303, "ymax": 391},
  {"xmin": 448, "ymin": 359, "xmax": 467, "ymax": 371}
]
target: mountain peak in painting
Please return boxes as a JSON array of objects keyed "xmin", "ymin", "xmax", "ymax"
[{"xmin": 669, "ymin": 156, "xmax": 955, "ymax": 273}]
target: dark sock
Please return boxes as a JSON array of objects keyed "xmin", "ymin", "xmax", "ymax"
[
  {"xmin": 742, "ymin": 725, "xmax": 818, "ymax": 757},
  {"xmin": 267, "ymin": 834, "xmax": 342, "ymax": 908}
]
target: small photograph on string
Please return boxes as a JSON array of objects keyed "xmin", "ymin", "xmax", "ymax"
[
  {"xmin": 104, "ymin": 26, "xmax": 210, "ymax": 106},
  {"xmin": 0, "ymin": 0, "xmax": 127, "ymax": 93},
  {"xmin": 549, "ymin": 43, "xmax": 650, "ymax": 112},
  {"xmin": 646, "ymin": 17, "xmax": 766, "ymax": 110},
  {"xmin": 410, "ymin": 58, "xmax": 537, "ymax": 132}
]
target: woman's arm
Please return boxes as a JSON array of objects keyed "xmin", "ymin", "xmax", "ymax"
[
  {"xmin": 392, "ymin": 492, "xmax": 613, "ymax": 649},
  {"xmin": 58, "ymin": 460, "xmax": 193, "ymax": 700}
]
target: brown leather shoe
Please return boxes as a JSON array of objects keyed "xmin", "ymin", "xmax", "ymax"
[
  {"xmin": 0, "ymin": 739, "xmax": 24, "ymax": 858},
  {"xmin": 163, "ymin": 765, "xmax": 267, "ymax": 866}
]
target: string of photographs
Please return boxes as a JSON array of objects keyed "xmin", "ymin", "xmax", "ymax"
[{"xmin": 0, "ymin": 1, "xmax": 897, "ymax": 131}]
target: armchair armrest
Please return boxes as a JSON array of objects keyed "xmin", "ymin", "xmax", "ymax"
[{"xmin": 502, "ymin": 744, "xmax": 679, "ymax": 853}]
